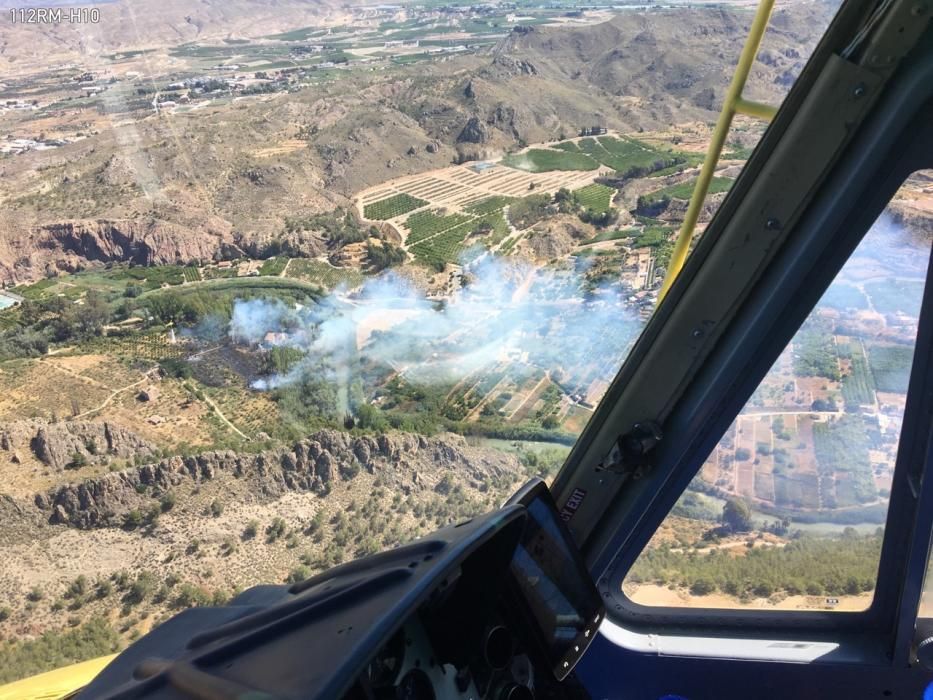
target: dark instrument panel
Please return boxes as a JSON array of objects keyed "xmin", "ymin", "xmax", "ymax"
[{"xmin": 80, "ymin": 479, "xmax": 603, "ymax": 700}]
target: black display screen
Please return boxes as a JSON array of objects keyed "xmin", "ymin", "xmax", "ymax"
[{"xmin": 507, "ymin": 481, "xmax": 604, "ymax": 679}]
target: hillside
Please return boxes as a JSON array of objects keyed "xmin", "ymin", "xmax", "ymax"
[
  {"xmin": 0, "ymin": 427, "xmax": 530, "ymax": 668},
  {"xmin": 0, "ymin": 0, "xmax": 349, "ymax": 72},
  {"xmin": 487, "ymin": 4, "xmax": 827, "ymax": 126},
  {"xmin": 0, "ymin": 3, "xmax": 834, "ymax": 284}
]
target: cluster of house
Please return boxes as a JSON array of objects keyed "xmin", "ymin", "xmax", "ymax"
[
  {"xmin": 0, "ymin": 99, "xmax": 38, "ymax": 113},
  {"xmin": 0, "ymin": 137, "xmax": 69, "ymax": 155}
]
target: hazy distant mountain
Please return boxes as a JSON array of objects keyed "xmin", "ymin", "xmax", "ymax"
[
  {"xmin": 486, "ymin": 3, "xmax": 833, "ymax": 124},
  {"xmin": 0, "ymin": 0, "xmax": 350, "ymax": 70},
  {"xmin": 0, "ymin": 3, "xmax": 835, "ymax": 283}
]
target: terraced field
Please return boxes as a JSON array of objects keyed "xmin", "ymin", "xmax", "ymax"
[
  {"xmin": 357, "ymin": 160, "xmax": 598, "ymax": 234},
  {"xmin": 509, "ymin": 135, "xmax": 691, "ymax": 174},
  {"xmin": 404, "ymin": 210, "xmax": 473, "ymax": 245},
  {"xmin": 579, "ymin": 136, "xmax": 685, "ymax": 172},
  {"xmin": 362, "ymin": 193, "xmax": 428, "ymax": 220},
  {"xmin": 259, "ymin": 257, "xmax": 289, "ymax": 276},
  {"xmin": 502, "ymin": 149, "xmax": 599, "ymax": 173},
  {"xmin": 287, "ymin": 260, "xmax": 365, "ymax": 290},
  {"xmin": 355, "ymin": 133, "xmax": 683, "ymax": 266},
  {"xmin": 574, "ymin": 183, "xmax": 615, "ymax": 213},
  {"xmin": 408, "ymin": 224, "xmax": 478, "ymax": 267},
  {"xmin": 464, "ymin": 196, "xmax": 514, "ymax": 215},
  {"xmin": 639, "ymin": 176, "xmax": 734, "ymax": 207},
  {"xmin": 402, "ymin": 195, "xmax": 522, "ymax": 265}
]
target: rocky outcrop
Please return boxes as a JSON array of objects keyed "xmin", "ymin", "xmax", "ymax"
[
  {"xmin": 40, "ymin": 220, "xmax": 231, "ymax": 267},
  {"xmin": 3, "ymin": 219, "xmax": 237, "ymax": 283},
  {"xmin": 889, "ymin": 202, "xmax": 933, "ymax": 243},
  {"xmin": 653, "ymin": 192, "xmax": 728, "ymax": 225},
  {"xmin": 634, "ymin": 191, "xmax": 727, "ymax": 224},
  {"xmin": 34, "ymin": 430, "xmax": 518, "ymax": 529},
  {"xmin": 235, "ymin": 229, "xmax": 327, "ymax": 260},
  {"xmin": 523, "ymin": 215, "xmax": 595, "ymax": 260},
  {"xmin": 0, "ymin": 419, "xmax": 155, "ymax": 470},
  {"xmin": 490, "ymin": 55, "xmax": 538, "ymax": 77},
  {"xmin": 457, "ymin": 116, "xmax": 488, "ymax": 144}
]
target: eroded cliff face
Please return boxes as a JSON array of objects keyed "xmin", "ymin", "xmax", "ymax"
[
  {"xmin": 33, "ymin": 430, "xmax": 520, "ymax": 529},
  {"xmin": 0, "ymin": 219, "xmax": 238, "ymax": 284},
  {"xmin": 0, "ymin": 419, "xmax": 156, "ymax": 471},
  {"xmin": 890, "ymin": 202, "xmax": 933, "ymax": 243}
]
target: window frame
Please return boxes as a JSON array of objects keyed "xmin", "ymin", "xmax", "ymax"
[
  {"xmin": 609, "ymin": 170, "xmax": 933, "ymax": 633},
  {"xmin": 604, "ymin": 99, "xmax": 933, "ymax": 637},
  {"xmin": 599, "ymin": 108, "xmax": 933, "ymax": 636},
  {"xmin": 547, "ymin": 0, "xmax": 933, "ymax": 645}
]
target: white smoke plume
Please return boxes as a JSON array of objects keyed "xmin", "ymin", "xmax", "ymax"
[{"xmin": 229, "ymin": 255, "xmax": 647, "ymax": 408}]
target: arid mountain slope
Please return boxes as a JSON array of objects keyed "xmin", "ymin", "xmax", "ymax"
[
  {"xmin": 484, "ymin": 4, "xmax": 831, "ymax": 127},
  {"xmin": 0, "ymin": 4, "xmax": 834, "ymax": 283},
  {"xmin": 0, "ymin": 0, "xmax": 348, "ymax": 71},
  {"xmin": 0, "ymin": 428, "xmax": 524, "ymax": 640}
]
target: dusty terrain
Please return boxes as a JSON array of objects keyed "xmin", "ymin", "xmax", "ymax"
[
  {"xmin": 0, "ymin": 0, "xmax": 350, "ymax": 72},
  {"xmin": 0, "ymin": 0, "xmax": 869, "ymax": 680},
  {"xmin": 0, "ymin": 427, "xmax": 526, "ymax": 641},
  {"xmin": 0, "ymin": 3, "xmax": 833, "ymax": 283}
]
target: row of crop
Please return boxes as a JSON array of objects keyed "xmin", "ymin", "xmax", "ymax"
[
  {"xmin": 408, "ymin": 222, "xmax": 476, "ymax": 266},
  {"xmin": 573, "ymin": 183, "xmax": 614, "ymax": 213},
  {"xmin": 501, "ymin": 149, "xmax": 599, "ymax": 173},
  {"xmin": 363, "ymin": 193, "xmax": 428, "ymax": 220},
  {"xmin": 840, "ymin": 341, "xmax": 876, "ymax": 407},
  {"xmin": 464, "ymin": 196, "xmax": 515, "ymax": 216},
  {"xmin": 404, "ymin": 209, "xmax": 473, "ymax": 244},
  {"xmin": 638, "ymin": 176, "xmax": 733, "ymax": 209}
]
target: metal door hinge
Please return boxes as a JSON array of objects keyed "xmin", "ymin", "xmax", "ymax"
[{"xmin": 596, "ymin": 421, "xmax": 663, "ymax": 478}]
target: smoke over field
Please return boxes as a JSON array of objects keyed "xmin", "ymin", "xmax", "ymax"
[{"xmin": 228, "ymin": 256, "xmax": 644, "ymax": 412}]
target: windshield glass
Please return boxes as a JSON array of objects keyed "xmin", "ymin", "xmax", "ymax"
[
  {"xmin": 0, "ymin": 0, "xmax": 837, "ymax": 682},
  {"xmin": 623, "ymin": 176, "xmax": 932, "ymax": 612}
]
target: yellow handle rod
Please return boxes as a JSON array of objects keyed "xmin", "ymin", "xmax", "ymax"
[
  {"xmin": 657, "ymin": 0, "xmax": 777, "ymax": 303},
  {"xmin": 734, "ymin": 96, "xmax": 779, "ymax": 122}
]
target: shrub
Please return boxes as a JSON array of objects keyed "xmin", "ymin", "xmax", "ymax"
[
  {"xmin": 173, "ymin": 584, "xmax": 211, "ymax": 609},
  {"xmin": 286, "ymin": 566, "xmax": 311, "ymax": 584},
  {"xmin": 339, "ymin": 460, "xmax": 361, "ymax": 480},
  {"xmin": 722, "ymin": 498, "xmax": 753, "ymax": 532},
  {"xmin": 124, "ymin": 509, "xmax": 144, "ymax": 529},
  {"xmin": 124, "ymin": 572, "xmax": 157, "ymax": 606},
  {"xmin": 690, "ymin": 578, "xmax": 716, "ymax": 596},
  {"xmin": 160, "ymin": 492, "xmax": 177, "ymax": 512},
  {"xmin": 266, "ymin": 517, "xmax": 287, "ymax": 542},
  {"xmin": 67, "ymin": 452, "xmax": 88, "ymax": 470},
  {"xmin": 159, "ymin": 357, "xmax": 192, "ymax": 379}
]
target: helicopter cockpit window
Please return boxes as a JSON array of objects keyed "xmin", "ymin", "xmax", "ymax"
[
  {"xmin": 0, "ymin": 0, "xmax": 841, "ymax": 685},
  {"xmin": 621, "ymin": 174, "xmax": 932, "ymax": 613}
]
